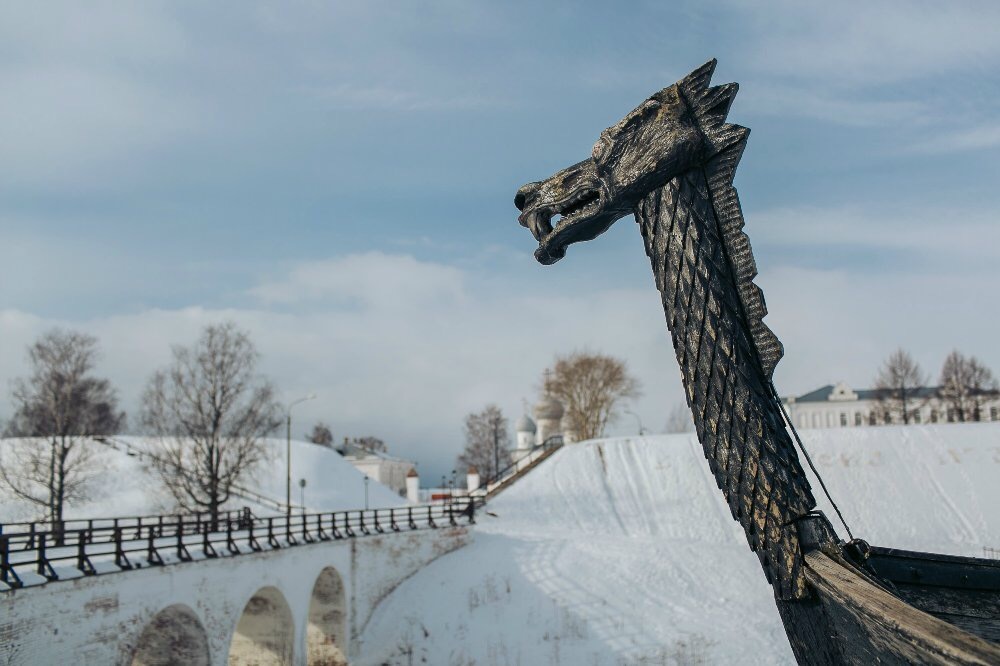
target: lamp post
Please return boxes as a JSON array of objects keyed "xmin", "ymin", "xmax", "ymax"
[
  {"xmin": 624, "ymin": 408, "xmax": 646, "ymax": 436},
  {"xmin": 286, "ymin": 393, "xmax": 317, "ymax": 518}
]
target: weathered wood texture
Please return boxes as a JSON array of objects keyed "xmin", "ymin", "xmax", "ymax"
[
  {"xmin": 634, "ymin": 167, "xmax": 815, "ymax": 600},
  {"xmin": 800, "ymin": 551, "xmax": 1000, "ymax": 664},
  {"xmin": 867, "ymin": 548, "xmax": 1000, "ymax": 645}
]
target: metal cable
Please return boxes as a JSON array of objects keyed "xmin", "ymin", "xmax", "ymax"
[{"xmin": 772, "ymin": 386, "xmax": 855, "ymax": 541}]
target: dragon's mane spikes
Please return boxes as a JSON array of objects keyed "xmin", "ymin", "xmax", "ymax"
[{"xmin": 678, "ymin": 59, "xmax": 785, "ymax": 379}]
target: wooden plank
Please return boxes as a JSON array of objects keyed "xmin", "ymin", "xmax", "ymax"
[{"xmin": 804, "ymin": 551, "xmax": 1000, "ymax": 665}]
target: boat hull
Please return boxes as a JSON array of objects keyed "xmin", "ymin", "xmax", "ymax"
[{"xmin": 777, "ymin": 549, "xmax": 1000, "ymax": 665}]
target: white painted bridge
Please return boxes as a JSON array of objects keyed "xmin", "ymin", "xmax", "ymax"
[{"xmin": 0, "ymin": 505, "xmax": 473, "ymax": 665}]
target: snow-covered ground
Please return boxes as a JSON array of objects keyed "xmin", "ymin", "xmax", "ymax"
[
  {"xmin": 358, "ymin": 424, "xmax": 1000, "ymax": 665},
  {"xmin": 0, "ymin": 436, "xmax": 405, "ymax": 523}
]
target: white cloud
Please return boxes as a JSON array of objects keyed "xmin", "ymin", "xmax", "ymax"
[
  {"xmin": 748, "ymin": 204, "xmax": 1000, "ymax": 267},
  {"xmin": 733, "ymin": 1, "xmax": 1000, "ymax": 86},
  {"xmin": 908, "ymin": 123, "xmax": 1000, "ymax": 155},
  {"xmin": 249, "ymin": 252, "xmax": 467, "ymax": 309},
  {"xmin": 0, "ymin": 254, "xmax": 680, "ymax": 480},
  {"xmin": 3, "ymin": 244, "xmax": 999, "ymax": 481}
]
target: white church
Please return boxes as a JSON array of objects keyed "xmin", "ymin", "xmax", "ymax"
[{"xmin": 511, "ymin": 389, "xmax": 575, "ymax": 463}]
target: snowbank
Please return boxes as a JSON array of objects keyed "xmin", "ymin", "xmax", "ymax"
[
  {"xmin": 358, "ymin": 423, "xmax": 1000, "ymax": 665},
  {"xmin": 0, "ymin": 436, "xmax": 404, "ymax": 522}
]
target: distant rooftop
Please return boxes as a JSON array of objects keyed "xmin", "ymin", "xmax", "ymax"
[{"xmin": 787, "ymin": 383, "xmax": 940, "ymax": 403}]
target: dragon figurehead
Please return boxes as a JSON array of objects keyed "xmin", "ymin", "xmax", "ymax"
[
  {"xmin": 513, "ymin": 59, "xmax": 821, "ymax": 603},
  {"xmin": 515, "ymin": 59, "xmax": 745, "ymax": 266}
]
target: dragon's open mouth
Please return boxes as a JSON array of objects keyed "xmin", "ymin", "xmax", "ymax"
[
  {"xmin": 519, "ymin": 188, "xmax": 601, "ymax": 243},
  {"xmin": 552, "ymin": 190, "xmax": 600, "ymax": 226}
]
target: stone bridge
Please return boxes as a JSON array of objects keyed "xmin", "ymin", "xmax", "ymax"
[{"xmin": 0, "ymin": 506, "xmax": 472, "ymax": 665}]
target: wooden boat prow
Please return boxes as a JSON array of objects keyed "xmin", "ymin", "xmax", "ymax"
[{"xmin": 514, "ymin": 59, "xmax": 1000, "ymax": 663}]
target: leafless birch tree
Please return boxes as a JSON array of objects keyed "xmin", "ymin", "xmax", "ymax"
[
  {"xmin": 543, "ymin": 350, "xmax": 641, "ymax": 441},
  {"xmin": 141, "ymin": 322, "xmax": 281, "ymax": 523},
  {"xmin": 0, "ymin": 330, "xmax": 124, "ymax": 529},
  {"xmin": 939, "ymin": 351, "xmax": 998, "ymax": 422},
  {"xmin": 873, "ymin": 348, "xmax": 927, "ymax": 424}
]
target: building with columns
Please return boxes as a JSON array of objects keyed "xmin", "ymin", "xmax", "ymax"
[{"xmin": 782, "ymin": 381, "xmax": 1000, "ymax": 430}]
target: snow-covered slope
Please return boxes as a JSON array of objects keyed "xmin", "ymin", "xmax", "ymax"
[
  {"xmin": 358, "ymin": 424, "xmax": 1000, "ymax": 665},
  {"xmin": 0, "ymin": 436, "xmax": 404, "ymax": 522}
]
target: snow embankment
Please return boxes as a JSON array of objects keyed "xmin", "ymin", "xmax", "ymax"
[
  {"xmin": 357, "ymin": 423, "xmax": 1000, "ymax": 665},
  {"xmin": 0, "ymin": 436, "xmax": 404, "ymax": 523}
]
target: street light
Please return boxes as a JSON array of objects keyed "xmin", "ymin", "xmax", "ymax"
[
  {"xmin": 286, "ymin": 393, "xmax": 317, "ymax": 518},
  {"xmin": 624, "ymin": 407, "xmax": 646, "ymax": 436}
]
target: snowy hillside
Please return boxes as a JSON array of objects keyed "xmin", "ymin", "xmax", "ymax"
[
  {"xmin": 358, "ymin": 424, "xmax": 1000, "ymax": 665},
  {"xmin": 0, "ymin": 436, "xmax": 405, "ymax": 523}
]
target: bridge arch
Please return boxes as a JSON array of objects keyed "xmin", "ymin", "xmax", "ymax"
[
  {"xmin": 307, "ymin": 566, "xmax": 348, "ymax": 665},
  {"xmin": 130, "ymin": 603, "xmax": 210, "ymax": 666},
  {"xmin": 228, "ymin": 586, "xmax": 294, "ymax": 666}
]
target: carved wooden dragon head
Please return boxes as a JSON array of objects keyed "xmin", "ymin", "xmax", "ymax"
[{"xmin": 515, "ymin": 59, "xmax": 745, "ymax": 265}]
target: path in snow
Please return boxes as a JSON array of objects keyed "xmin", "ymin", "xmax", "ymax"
[{"xmin": 358, "ymin": 424, "xmax": 1000, "ymax": 665}]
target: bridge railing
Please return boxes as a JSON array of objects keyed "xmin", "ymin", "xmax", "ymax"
[{"xmin": 0, "ymin": 501, "xmax": 474, "ymax": 590}]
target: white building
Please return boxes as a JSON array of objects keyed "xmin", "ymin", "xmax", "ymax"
[
  {"xmin": 338, "ymin": 440, "xmax": 416, "ymax": 497},
  {"xmin": 782, "ymin": 381, "xmax": 1000, "ymax": 430}
]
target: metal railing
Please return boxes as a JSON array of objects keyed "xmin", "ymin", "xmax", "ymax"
[
  {"xmin": 469, "ymin": 436, "xmax": 564, "ymax": 504},
  {"xmin": 0, "ymin": 501, "xmax": 474, "ymax": 590}
]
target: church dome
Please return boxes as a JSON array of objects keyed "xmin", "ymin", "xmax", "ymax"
[
  {"xmin": 533, "ymin": 394, "xmax": 564, "ymax": 421},
  {"xmin": 515, "ymin": 414, "xmax": 537, "ymax": 433}
]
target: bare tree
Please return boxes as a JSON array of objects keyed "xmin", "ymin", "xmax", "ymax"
[
  {"xmin": 940, "ymin": 351, "xmax": 998, "ymax": 422},
  {"xmin": 543, "ymin": 350, "xmax": 641, "ymax": 441},
  {"xmin": 665, "ymin": 401, "xmax": 695, "ymax": 433},
  {"xmin": 0, "ymin": 330, "xmax": 125, "ymax": 528},
  {"xmin": 873, "ymin": 348, "xmax": 927, "ymax": 424},
  {"xmin": 308, "ymin": 422, "xmax": 334, "ymax": 447},
  {"xmin": 457, "ymin": 405, "xmax": 510, "ymax": 480},
  {"xmin": 141, "ymin": 322, "xmax": 282, "ymax": 524},
  {"xmin": 966, "ymin": 357, "xmax": 999, "ymax": 421}
]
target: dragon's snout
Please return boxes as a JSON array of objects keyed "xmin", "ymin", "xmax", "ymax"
[{"xmin": 514, "ymin": 183, "xmax": 539, "ymax": 212}]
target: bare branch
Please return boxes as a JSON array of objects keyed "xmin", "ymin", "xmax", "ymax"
[
  {"xmin": 141, "ymin": 322, "xmax": 281, "ymax": 522},
  {"xmin": 543, "ymin": 350, "xmax": 641, "ymax": 441}
]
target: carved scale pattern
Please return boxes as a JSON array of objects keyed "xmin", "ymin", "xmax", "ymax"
[{"xmin": 634, "ymin": 165, "xmax": 815, "ymax": 600}]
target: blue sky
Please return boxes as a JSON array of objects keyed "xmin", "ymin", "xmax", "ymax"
[{"xmin": 2, "ymin": 1, "xmax": 1000, "ymax": 482}]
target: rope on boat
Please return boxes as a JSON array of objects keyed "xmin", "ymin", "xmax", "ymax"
[{"xmin": 772, "ymin": 385, "xmax": 855, "ymax": 541}]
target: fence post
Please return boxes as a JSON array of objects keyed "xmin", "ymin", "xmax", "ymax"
[
  {"xmin": 114, "ymin": 526, "xmax": 132, "ymax": 570},
  {"xmin": 147, "ymin": 526, "xmax": 163, "ymax": 566},
  {"xmin": 302, "ymin": 512, "xmax": 314, "ymax": 543},
  {"xmin": 0, "ymin": 535, "xmax": 22, "ymax": 588},
  {"xmin": 77, "ymin": 531, "xmax": 96, "ymax": 575},
  {"xmin": 36, "ymin": 534, "xmax": 58, "ymax": 580},
  {"xmin": 266, "ymin": 517, "xmax": 278, "ymax": 549}
]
